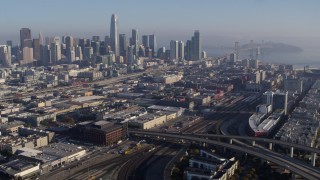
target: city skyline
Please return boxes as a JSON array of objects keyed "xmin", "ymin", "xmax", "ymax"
[
  {"xmin": 1, "ymin": 0, "xmax": 320, "ymax": 48},
  {"xmin": 0, "ymin": 1, "xmax": 320, "ymax": 179}
]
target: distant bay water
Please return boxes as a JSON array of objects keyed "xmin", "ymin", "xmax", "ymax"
[{"xmin": 206, "ymin": 47, "xmax": 320, "ymax": 69}]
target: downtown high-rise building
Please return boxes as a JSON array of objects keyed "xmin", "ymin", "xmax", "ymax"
[
  {"xmin": 149, "ymin": 34, "xmax": 157, "ymax": 57},
  {"xmin": 66, "ymin": 47, "xmax": 75, "ymax": 63},
  {"xmin": 178, "ymin": 41, "xmax": 185, "ymax": 60},
  {"xmin": 0, "ymin": 45, "xmax": 11, "ymax": 67},
  {"xmin": 75, "ymin": 46, "xmax": 83, "ymax": 60},
  {"xmin": 50, "ymin": 42, "xmax": 61, "ymax": 65},
  {"xmin": 170, "ymin": 40, "xmax": 178, "ymax": 61},
  {"xmin": 185, "ymin": 40, "xmax": 192, "ymax": 61},
  {"xmin": 157, "ymin": 47, "xmax": 166, "ymax": 59},
  {"xmin": 22, "ymin": 47, "xmax": 33, "ymax": 65},
  {"xmin": 91, "ymin": 41, "xmax": 100, "ymax": 55},
  {"xmin": 142, "ymin": 35, "xmax": 149, "ymax": 48},
  {"xmin": 191, "ymin": 30, "xmax": 201, "ymax": 60},
  {"xmin": 79, "ymin": 38, "xmax": 86, "ymax": 53},
  {"xmin": 20, "ymin": 28, "xmax": 31, "ymax": 49},
  {"xmin": 84, "ymin": 47, "xmax": 93, "ymax": 60},
  {"xmin": 110, "ymin": 14, "xmax": 119, "ymax": 57},
  {"xmin": 42, "ymin": 45, "xmax": 51, "ymax": 66},
  {"xmin": 39, "ymin": 32, "xmax": 44, "ymax": 63},
  {"xmin": 127, "ymin": 45, "xmax": 135, "ymax": 66},
  {"xmin": 65, "ymin": 36, "xmax": 74, "ymax": 49},
  {"xmin": 22, "ymin": 38, "xmax": 33, "ymax": 65},
  {"xmin": 119, "ymin": 34, "xmax": 127, "ymax": 58},
  {"xmin": 131, "ymin": 29, "xmax": 139, "ymax": 57},
  {"xmin": 33, "ymin": 38, "xmax": 41, "ymax": 61}
]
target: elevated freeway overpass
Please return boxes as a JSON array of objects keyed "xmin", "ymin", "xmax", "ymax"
[{"xmin": 129, "ymin": 130, "xmax": 320, "ymax": 180}]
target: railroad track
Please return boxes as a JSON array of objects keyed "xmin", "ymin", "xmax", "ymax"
[
  {"xmin": 117, "ymin": 143, "xmax": 179, "ymax": 180},
  {"xmin": 117, "ymin": 143, "xmax": 169, "ymax": 180},
  {"xmin": 181, "ymin": 96, "xmax": 249, "ymax": 134},
  {"xmin": 63, "ymin": 145, "xmax": 152, "ymax": 180}
]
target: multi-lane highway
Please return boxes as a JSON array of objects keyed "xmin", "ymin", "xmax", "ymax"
[{"xmin": 130, "ymin": 130, "xmax": 320, "ymax": 180}]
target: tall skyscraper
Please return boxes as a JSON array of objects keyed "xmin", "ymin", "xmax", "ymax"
[
  {"xmin": 91, "ymin": 41, "xmax": 100, "ymax": 55},
  {"xmin": 39, "ymin": 32, "xmax": 44, "ymax": 64},
  {"xmin": 0, "ymin": 45, "xmax": 11, "ymax": 67},
  {"xmin": 50, "ymin": 42, "xmax": 61, "ymax": 65},
  {"xmin": 21, "ymin": 38, "xmax": 34, "ymax": 65},
  {"xmin": 142, "ymin": 35, "xmax": 149, "ymax": 48},
  {"xmin": 75, "ymin": 46, "xmax": 83, "ymax": 60},
  {"xmin": 84, "ymin": 47, "xmax": 93, "ymax": 60},
  {"xmin": 149, "ymin": 34, "xmax": 157, "ymax": 57},
  {"xmin": 170, "ymin": 40, "xmax": 178, "ymax": 61},
  {"xmin": 65, "ymin": 36, "xmax": 74, "ymax": 49},
  {"xmin": 66, "ymin": 47, "xmax": 75, "ymax": 63},
  {"xmin": 20, "ymin": 28, "xmax": 31, "ymax": 49},
  {"xmin": 22, "ymin": 47, "xmax": 33, "ymax": 64},
  {"xmin": 65, "ymin": 36, "xmax": 74, "ymax": 62},
  {"xmin": 119, "ymin": 34, "xmax": 127, "ymax": 58},
  {"xmin": 42, "ymin": 45, "xmax": 51, "ymax": 66},
  {"xmin": 131, "ymin": 29, "xmax": 139, "ymax": 56},
  {"xmin": 79, "ymin": 38, "xmax": 86, "ymax": 53},
  {"xmin": 33, "ymin": 38, "xmax": 41, "ymax": 61},
  {"xmin": 191, "ymin": 30, "xmax": 201, "ymax": 60},
  {"xmin": 185, "ymin": 40, "xmax": 192, "ymax": 61},
  {"xmin": 23, "ymin": 39, "xmax": 33, "ymax": 48},
  {"xmin": 110, "ymin": 14, "xmax": 119, "ymax": 57},
  {"xmin": 127, "ymin": 45, "xmax": 135, "ymax": 66},
  {"xmin": 157, "ymin": 47, "xmax": 166, "ymax": 59},
  {"xmin": 178, "ymin": 41, "xmax": 185, "ymax": 60},
  {"xmin": 85, "ymin": 39, "xmax": 91, "ymax": 47}
]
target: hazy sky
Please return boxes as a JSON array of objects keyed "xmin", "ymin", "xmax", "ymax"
[{"xmin": 1, "ymin": 0, "xmax": 319, "ymax": 48}]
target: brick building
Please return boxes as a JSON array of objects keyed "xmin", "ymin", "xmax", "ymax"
[{"xmin": 71, "ymin": 120, "xmax": 125, "ymax": 146}]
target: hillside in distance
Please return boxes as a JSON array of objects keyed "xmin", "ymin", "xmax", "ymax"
[{"xmin": 241, "ymin": 42, "xmax": 303, "ymax": 54}]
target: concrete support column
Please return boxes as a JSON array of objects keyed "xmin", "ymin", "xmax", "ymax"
[
  {"xmin": 252, "ymin": 140, "xmax": 255, "ymax": 146},
  {"xmin": 229, "ymin": 139, "xmax": 233, "ymax": 144},
  {"xmin": 269, "ymin": 142, "xmax": 273, "ymax": 150},
  {"xmin": 291, "ymin": 172, "xmax": 296, "ymax": 180},
  {"xmin": 290, "ymin": 147, "xmax": 294, "ymax": 158},
  {"xmin": 311, "ymin": 152, "xmax": 317, "ymax": 167}
]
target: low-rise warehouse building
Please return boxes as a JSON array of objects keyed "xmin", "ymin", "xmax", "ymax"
[
  {"xmin": 128, "ymin": 114, "xmax": 167, "ymax": 129},
  {"xmin": 0, "ymin": 159, "xmax": 40, "ymax": 179}
]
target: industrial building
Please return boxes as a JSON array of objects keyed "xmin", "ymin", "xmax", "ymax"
[
  {"xmin": 185, "ymin": 149, "xmax": 239, "ymax": 180},
  {"xmin": 70, "ymin": 120, "xmax": 125, "ymax": 146},
  {"xmin": 0, "ymin": 159, "xmax": 40, "ymax": 179}
]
